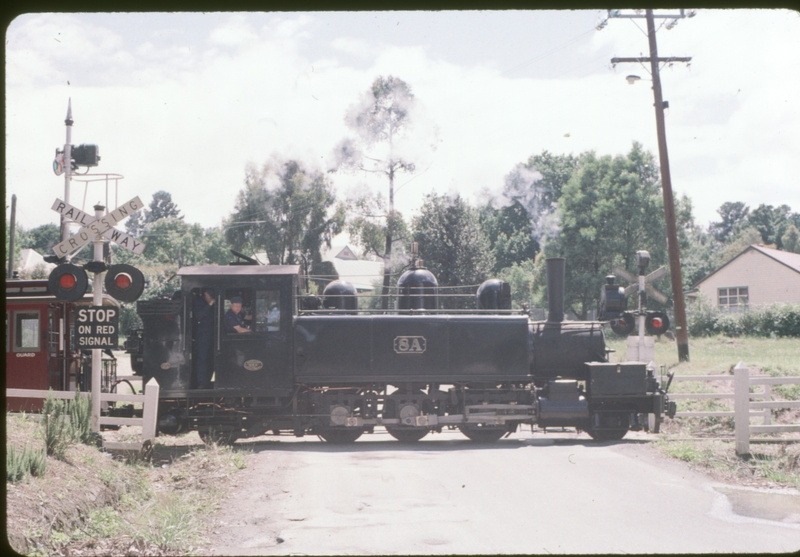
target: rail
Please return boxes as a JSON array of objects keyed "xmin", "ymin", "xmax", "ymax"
[
  {"xmin": 6, "ymin": 378, "xmax": 160, "ymax": 453},
  {"xmin": 663, "ymin": 363, "xmax": 800, "ymax": 455}
]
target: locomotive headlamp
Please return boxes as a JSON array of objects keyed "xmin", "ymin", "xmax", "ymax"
[{"xmin": 636, "ymin": 250, "xmax": 651, "ymax": 275}]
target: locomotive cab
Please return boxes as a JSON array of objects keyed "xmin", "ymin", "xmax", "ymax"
[{"xmin": 139, "ymin": 265, "xmax": 300, "ymax": 394}]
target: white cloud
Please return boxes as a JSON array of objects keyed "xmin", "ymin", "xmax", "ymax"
[{"xmin": 5, "ymin": 10, "xmax": 800, "ymax": 240}]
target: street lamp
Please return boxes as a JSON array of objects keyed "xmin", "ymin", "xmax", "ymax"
[{"xmin": 626, "ymin": 75, "xmax": 642, "ymax": 85}]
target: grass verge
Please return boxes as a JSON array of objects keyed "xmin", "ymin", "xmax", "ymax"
[
  {"xmin": 607, "ymin": 334, "xmax": 800, "ymax": 488},
  {"xmin": 6, "ymin": 413, "xmax": 249, "ymax": 556}
]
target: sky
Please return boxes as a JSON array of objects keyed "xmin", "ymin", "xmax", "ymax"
[{"xmin": 6, "ymin": 9, "xmax": 800, "ymax": 250}]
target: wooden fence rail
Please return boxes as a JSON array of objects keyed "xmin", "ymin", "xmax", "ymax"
[
  {"xmin": 7, "ymin": 377, "xmax": 160, "ymax": 452},
  {"xmin": 664, "ymin": 363, "xmax": 800, "ymax": 455}
]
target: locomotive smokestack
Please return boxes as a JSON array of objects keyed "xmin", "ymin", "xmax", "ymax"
[{"xmin": 546, "ymin": 258, "xmax": 566, "ymax": 323}]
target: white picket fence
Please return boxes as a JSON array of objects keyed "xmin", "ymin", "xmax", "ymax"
[
  {"xmin": 6, "ymin": 377, "xmax": 160, "ymax": 452},
  {"xmin": 667, "ymin": 361, "xmax": 800, "ymax": 455}
]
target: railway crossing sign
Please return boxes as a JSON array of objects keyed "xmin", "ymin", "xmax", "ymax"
[
  {"xmin": 613, "ymin": 265, "xmax": 669, "ymax": 304},
  {"xmin": 51, "ymin": 197, "xmax": 146, "ymax": 257}
]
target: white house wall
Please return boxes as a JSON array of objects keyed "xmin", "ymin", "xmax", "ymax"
[{"xmin": 696, "ymin": 249, "xmax": 800, "ymax": 307}]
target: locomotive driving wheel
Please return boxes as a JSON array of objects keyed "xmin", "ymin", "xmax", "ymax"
[
  {"xmin": 586, "ymin": 412, "xmax": 629, "ymax": 441},
  {"xmin": 317, "ymin": 428, "xmax": 363, "ymax": 444},
  {"xmin": 384, "ymin": 389, "xmax": 429, "ymax": 443},
  {"xmin": 198, "ymin": 426, "xmax": 240, "ymax": 446},
  {"xmin": 458, "ymin": 424, "xmax": 507, "ymax": 443}
]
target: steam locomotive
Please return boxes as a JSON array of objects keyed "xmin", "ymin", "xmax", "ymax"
[{"xmin": 127, "ymin": 255, "xmax": 675, "ymax": 444}]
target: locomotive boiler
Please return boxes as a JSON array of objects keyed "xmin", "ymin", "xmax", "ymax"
[{"xmin": 129, "ymin": 256, "xmax": 675, "ymax": 444}]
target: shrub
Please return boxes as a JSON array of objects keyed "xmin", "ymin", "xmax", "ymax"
[
  {"xmin": 687, "ymin": 301, "xmax": 800, "ymax": 338},
  {"xmin": 7, "ymin": 444, "xmax": 47, "ymax": 482},
  {"xmin": 40, "ymin": 393, "xmax": 70, "ymax": 459},
  {"xmin": 68, "ymin": 389, "xmax": 98, "ymax": 446}
]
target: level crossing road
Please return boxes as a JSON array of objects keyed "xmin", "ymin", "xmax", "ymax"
[{"xmin": 206, "ymin": 429, "xmax": 800, "ymax": 555}]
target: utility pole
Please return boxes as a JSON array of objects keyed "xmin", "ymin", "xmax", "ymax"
[{"xmin": 603, "ymin": 8, "xmax": 694, "ymax": 362}]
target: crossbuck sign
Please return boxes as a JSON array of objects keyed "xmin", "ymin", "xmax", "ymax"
[{"xmin": 51, "ymin": 197, "xmax": 146, "ymax": 257}]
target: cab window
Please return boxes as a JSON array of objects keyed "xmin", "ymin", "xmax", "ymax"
[
  {"xmin": 223, "ymin": 289, "xmax": 280, "ymax": 334},
  {"xmin": 14, "ymin": 311, "xmax": 40, "ymax": 352},
  {"xmin": 255, "ymin": 290, "xmax": 281, "ymax": 332}
]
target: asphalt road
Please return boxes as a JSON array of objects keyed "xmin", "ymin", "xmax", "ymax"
[{"xmin": 205, "ymin": 429, "xmax": 800, "ymax": 555}]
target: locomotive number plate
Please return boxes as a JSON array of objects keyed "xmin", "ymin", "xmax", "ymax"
[
  {"xmin": 394, "ymin": 336, "xmax": 426, "ymax": 354},
  {"xmin": 244, "ymin": 359, "xmax": 264, "ymax": 371}
]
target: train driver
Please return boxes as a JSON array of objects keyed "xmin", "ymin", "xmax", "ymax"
[
  {"xmin": 224, "ymin": 296, "xmax": 251, "ymax": 334},
  {"xmin": 193, "ymin": 287, "xmax": 216, "ymax": 389}
]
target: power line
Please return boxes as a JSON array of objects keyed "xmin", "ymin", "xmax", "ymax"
[{"xmin": 500, "ymin": 25, "xmax": 598, "ymax": 77}]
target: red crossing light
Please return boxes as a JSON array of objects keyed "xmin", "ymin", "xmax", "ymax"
[
  {"xmin": 59, "ymin": 273, "xmax": 77, "ymax": 289},
  {"xmin": 105, "ymin": 264, "xmax": 145, "ymax": 303},
  {"xmin": 48, "ymin": 264, "xmax": 89, "ymax": 302},
  {"xmin": 114, "ymin": 273, "xmax": 132, "ymax": 289}
]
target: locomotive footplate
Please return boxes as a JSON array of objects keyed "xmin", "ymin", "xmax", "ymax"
[{"xmin": 327, "ymin": 404, "xmax": 536, "ymax": 428}]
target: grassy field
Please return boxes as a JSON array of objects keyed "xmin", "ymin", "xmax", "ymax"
[
  {"xmin": 605, "ymin": 335, "xmax": 800, "ymax": 376},
  {"xmin": 606, "ymin": 334, "xmax": 800, "ymax": 488}
]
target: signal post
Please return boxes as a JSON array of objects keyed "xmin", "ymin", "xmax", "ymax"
[{"xmin": 47, "ymin": 100, "xmax": 147, "ymax": 432}]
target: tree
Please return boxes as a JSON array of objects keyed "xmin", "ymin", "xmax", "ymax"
[
  {"xmin": 480, "ymin": 200, "xmax": 539, "ymax": 274},
  {"xmin": 747, "ymin": 203, "xmax": 794, "ymax": 248},
  {"xmin": 525, "ymin": 151, "xmax": 583, "ymax": 211},
  {"xmin": 114, "ymin": 219, "xmax": 230, "ymax": 267},
  {"xmin": 332, "ymin": 75, "xmax": 435, "ymax": 309},
  {"xmin": 542, "ymin": 143, "xmax": 667, "ymax": 319},
  {"xmin": 126, "ymin": 190, "xmax": 182, "ymax": 236},
  {"xmin": 497, "ymin": 258, "xmax": 539, "ymax": 310},
  {"xmin": 709, "ymin": 201, "xmax": 750, "ymax": 244},
  {"xmin": 225, "ymin": 158, "xmax": 345, "ymax": 266},
  {"xmin": 480, "ymin": 151, "xmax": 585, "ymax": 276},
  {"xmin": 346, "ymin": 190, "xmax": 409, "ymax": 262},
  {"xmin": 412, "ymin": 193, "xmax": 494, "ymax": 308},
  {"xmin": 20, "ymin": 223, "xmax": 61, "ymax": 255},
  {"xmin": 714, "ymin": 226, "xmax": 764, "ymax": 268},
  {"xmin": 784, "ymin": 224, "xmax": 800, "ymax": 254}
]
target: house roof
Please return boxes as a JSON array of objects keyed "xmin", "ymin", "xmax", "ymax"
[
  {"xmin": 692, "ymin": 244, "xmax": 800, "ymax": 288},
  {"xmin": 322, "ymin": 245, "xmax": 383, "ymax": 291},
  {"xmin": 17, "ymin": 249, "xmax": 57, "ymax": 273}
]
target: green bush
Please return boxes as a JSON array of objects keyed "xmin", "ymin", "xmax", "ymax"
[
  {"xmin": 7, "ymin": 444, "xmax": 47, "ymax": 482},
  {"xmin": 688, "ymin": 301, "xmax": 800, "ymax": 338},
  {"xmin": 68, "ymin": 389, "xmax": 99, "ymax": 446},
  {"xmin": 41, "ymin": 393, "xmax": 70, "ymax": 459}
]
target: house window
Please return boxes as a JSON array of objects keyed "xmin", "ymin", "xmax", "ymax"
[{"xmin": 718, "ymin": 287, "xmax": 748, "ymax": 312}]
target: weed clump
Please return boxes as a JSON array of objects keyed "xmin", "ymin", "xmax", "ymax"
[
  {"xmin": 6, "ymin": 444, "xmax": 47, "ymax": 482},
  {"xmin": 39, "ymin": 390, "xmax": 100, "ymax": 462},
  {"xmin": 41, "ymin": 394, "xmax": 70, "ymax": 459}
]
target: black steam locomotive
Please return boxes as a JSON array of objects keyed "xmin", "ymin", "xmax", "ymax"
[{"xmin": 127, "ymin": 256, "xmax": 675, "ymax": 444}]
